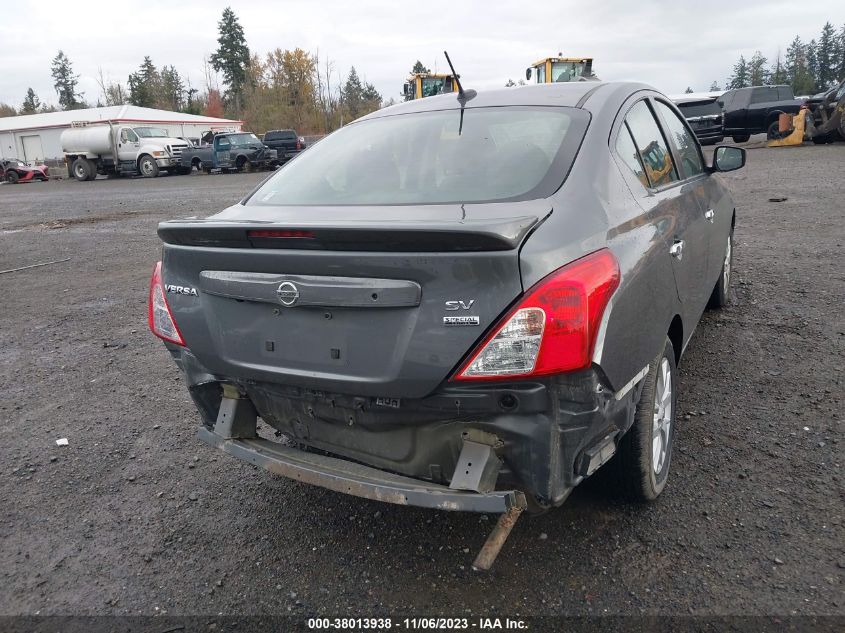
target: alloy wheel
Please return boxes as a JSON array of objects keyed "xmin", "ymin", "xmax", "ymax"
[{"xmin": 652, "ymin": 357, "xmax": 672, "ymax": 475}]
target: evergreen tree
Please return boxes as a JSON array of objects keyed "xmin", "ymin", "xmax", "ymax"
[
  {"xmin": 128, "ymin": 56, "xmax": 159, "ymax": 107},
  {"xmin": 837, "ymin": 24, "xmax": 845, "ymax": 83},
  {"xmin": 769, "ymin": 51, "xmax": 787, "ymax": 85},
  {"xmin": 805, "ymin": 39, "xmax": 819, "ymax": 90},
  {"xmin": 210, "ymin": 7, "xmax": 251, "ymax": 110},
  {"xmin": 727, "ymin": 55, "xmax": 749, "ymax": 89},
  {"xmin": 21, "ymin": 88, "xmax": 41, "ymax": 114},
  {"xmin": 159, "ymin": 66, "xmax": 185, "ymax": 111},
  {"xmin": 748, "ymin": 51, "xmax": 769, "ymax": 86},
  {"xmin": 785, "ymin": 36, "xmax": 815, "ymax": 95},
  {"xmin": 708, "ymin": 80, "xmax": 720, "ymax": 91},
  {"xmin": 816, "ymin": 22, "xmax": 837, "ymax": 89},
  {"xmin": 684, "ymin": 86, "xmax": 693, "ymax": 93},
  {"xmin": 342, "ymin": 67, "xmax": 364, "ymax": 119},
  {"xmin": 411, "ymin": 60, "xmax": 430, "ymax": 74},
  {"xmin": 51, "ymin": 50, "xmax": 83, "ymax": 110}
]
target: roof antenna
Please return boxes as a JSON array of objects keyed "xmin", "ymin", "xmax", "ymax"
[{"xmin": 443, "ymin": 50, "xmax": 476, "ymax": 103}]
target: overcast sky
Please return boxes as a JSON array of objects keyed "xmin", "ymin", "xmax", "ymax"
[{"xmin": 1, "ymin": 0, "xmax": 843, "ymax": 109}]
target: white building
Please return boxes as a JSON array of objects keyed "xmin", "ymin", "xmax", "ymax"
[{"xmin": 0, "ymin": 105, "xmax": 243, "ymax": 163}]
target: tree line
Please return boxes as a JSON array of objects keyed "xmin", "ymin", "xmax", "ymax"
[
  {"xmin": 0, "ymin": 6, "xmax": 386, "ymax": 135},
  {"xmin": 720, "ymin": 22, "xmax": 844, "ymax": 94}
]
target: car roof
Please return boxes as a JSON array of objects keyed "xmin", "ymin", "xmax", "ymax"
[{"xmin": 361, "ymin": 81, "xmax": 658, "ymax": 121}]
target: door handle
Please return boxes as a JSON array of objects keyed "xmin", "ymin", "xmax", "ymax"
[
  {"xmin": 670, "ymin": 240, "xmax": 684, "ymax": 260},
  {"xmin": 704, "ymin": 209, "xmax": 715, "ymax": 223}
]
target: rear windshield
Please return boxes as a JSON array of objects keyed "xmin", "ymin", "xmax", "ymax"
[
  {"xmin": 677, "ymin": 101, "xmax": 722, "ymax": 117},
  {"xmin": 266, "ymin": 131, "xmax": 296, "ymax": 140},
  {"xmin": 247, "ymin": 106, "xmax": 589, "ymax": 206}
]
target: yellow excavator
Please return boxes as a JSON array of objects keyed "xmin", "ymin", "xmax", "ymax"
[
  {"xmin": 526, "ymin": 55, "xmax": 597, "ymax": 83},
  {"xmin": 403, "ymin": 73, "xmax": 458, "ymax": 100}
]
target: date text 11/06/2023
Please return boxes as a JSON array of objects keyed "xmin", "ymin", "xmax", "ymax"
[{"xmin": 307, "ymin": 617, "xmax": 529, "ymax": 630}]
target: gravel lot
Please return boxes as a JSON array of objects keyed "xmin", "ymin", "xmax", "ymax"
[{"xmin": 0, "ymin": 146, "xmax": 843, "ymax": 621}]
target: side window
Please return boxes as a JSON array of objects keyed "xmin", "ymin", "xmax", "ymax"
[
  {"xmin": 615, "ymin": 124, "xmax": 649, "ymax": 189},
  {"xmin": 777, "ymin": 86, "xmax": 793, "ymax": 100},
  {"xmin": 654, "ymin": 101, "xmax": 704, "ymax": 179},
  {"xmin": 624, "ymin": 100, "xmax": 678, "ymax": 188},
  {"xmin": 750, "ymin": 87, "xmax": 777, "ymax": 104},
  {"xmin": 217, "ymin": 137, "xmax": 231, "ymax": 149},
  {"xmin": 125, "ymin": 129, "xmax": 138, "ymax": 143}
]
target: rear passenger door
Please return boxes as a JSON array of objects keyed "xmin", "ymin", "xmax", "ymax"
[{"xmin": 614, "ymin": 98, "xmax": 710, "ymax": 328}]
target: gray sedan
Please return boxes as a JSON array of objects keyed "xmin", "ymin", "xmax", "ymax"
[{"xmin": 149, "ymin": 81, "xmax": 745, "ymax": 569}]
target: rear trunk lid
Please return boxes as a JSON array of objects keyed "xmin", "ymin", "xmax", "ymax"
[{"xmin": 159, "ymin": 201, "xmax": 549, "ymax": 399}]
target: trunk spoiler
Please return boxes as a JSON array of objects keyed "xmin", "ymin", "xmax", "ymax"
[{"xmin": 157, "ymin": 215, "xmax": 544, "ymax": 252}]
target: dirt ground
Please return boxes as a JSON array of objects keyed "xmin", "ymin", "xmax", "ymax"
[{"xmin": 0, "ymin": 145, "xmax": 843, "ymax": 622}]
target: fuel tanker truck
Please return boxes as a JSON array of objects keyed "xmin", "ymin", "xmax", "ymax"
[{"xmin": 60, "ymin": 122, "xmax": 191, "ymax": 180}]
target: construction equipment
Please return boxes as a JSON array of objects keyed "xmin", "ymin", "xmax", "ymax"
[
  {"xmin": 809, "ymin": 79, "xmax": 845, "ymax": 143},
  {"xmin": 526, "ymin": 55, "xmax": 596, "ymax": 83},
  {"xmin": 403, "ymin": 72, "xmax": 458, "ymax": 100}
]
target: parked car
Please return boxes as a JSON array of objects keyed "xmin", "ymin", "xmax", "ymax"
[
  {"xmin": 262, "ymin": 129, "xmax": 306, "ymax": 163},
  {"xmin": 672, "ymin": 95, "xmax": 724, "ymax": 145},
  {"xmin": 1, "ymin": 158, "xmax": 49, "ymax": 184},
  {"xmin": 718, "ymin": 85, "xmax": 805, "ymax": 142},
  {"xmin": 149, "ymin": 82, "xmax": 745, "ymax": 568},
  {"xmin": 179, "ymin": 132, "xmax": 277, "ymax": 173}
]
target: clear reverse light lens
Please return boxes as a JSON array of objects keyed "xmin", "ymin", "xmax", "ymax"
[{"xmin": 461, "ymin": 308, "xmax": 545, "ymax": 377}]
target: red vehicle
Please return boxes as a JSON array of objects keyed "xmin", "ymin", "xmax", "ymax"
[{"xmin": 1, "ymin": 159, "xmax": 49, "ymax": 184}]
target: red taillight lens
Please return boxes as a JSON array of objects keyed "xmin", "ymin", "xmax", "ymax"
[
  {"xmin": 247, "ymin": 229, "xmax": 314, "ymax": 239},
  {"xmin": 454, "ymin": 249, "xmax": 620, "ymax": 381},
  {"xmin": 148, "ymin": 261, "xmax": 186, "ymax": 346}
]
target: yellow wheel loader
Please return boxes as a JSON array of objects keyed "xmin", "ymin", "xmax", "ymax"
[
  {"xmin": 525, "ymin": 56, "xmax": 596, "ymax": 83},
  {"xmin": 403, "ymin": 73, "xmax": 458, "ymax": 100}
]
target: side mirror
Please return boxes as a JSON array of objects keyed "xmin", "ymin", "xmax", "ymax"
[
  {"xmin": 525, "ymin": 67, "xmax": 532, "ymax": 81},
  {"xmin": 711, "ymin": 146, "xmax": 746, "ymax": 172}
]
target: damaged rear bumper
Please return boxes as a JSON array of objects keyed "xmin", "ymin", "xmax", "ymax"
[{"xmin": 197, "ymin": 426, "xmax": 526, "ymax": 513}]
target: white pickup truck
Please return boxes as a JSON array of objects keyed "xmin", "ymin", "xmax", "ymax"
[{"xmin": 60, "ymin": 123, "xmax": 191, "ymax": 181}]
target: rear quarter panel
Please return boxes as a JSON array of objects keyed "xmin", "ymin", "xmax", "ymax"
[{"xmin": 519, "ymin": 114, "xmax": 679, "ymax": 392}]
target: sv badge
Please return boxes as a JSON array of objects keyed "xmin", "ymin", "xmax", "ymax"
[{"xmin": 445, "ymin": 300, "xmax": 475, "ymax": 311}]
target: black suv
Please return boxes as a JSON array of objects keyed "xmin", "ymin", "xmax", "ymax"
[
  {"xmin": 262, "ymin": 130, "xmax": 306, "ymax": 163},
  {"xmin": 674, "ymin": 96, "xmax": 724, "ymax": 145},
  {"xmin": 719, "ymin": 85, "xmax": 804, "ymax": 142}
]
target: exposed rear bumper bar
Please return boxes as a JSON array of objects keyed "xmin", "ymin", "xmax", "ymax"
[{"xmin": 198, "ymin": 427, "xmax": 526, "ymax": 514}]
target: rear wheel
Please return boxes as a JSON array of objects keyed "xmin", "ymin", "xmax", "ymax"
[
  {"xmin": 707, "ymin": 228, "xmax": 733, "ymax": 309},
  {"xmin": 71, "ymin": 158, "xmax": 92, "ymax": 182},
  {"xmin": 138, "ymin": 155, "xmax": 159, "ymax": 178},
  {"xmin": 732, "ymin": 134, "xmax": 750, "ymax": 143},
  {"xmin": 766, "ymin": 121, "xmax": 782, "ymax": 140},
  {"xmin": 5, "ymin": 170, "xmax": 19, "ymax": 184},
  {"xmin": 612, "ymin": 337, "xmax": 677, "ymax": 501}
]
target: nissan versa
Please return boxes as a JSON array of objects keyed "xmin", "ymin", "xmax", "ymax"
[{"xmin": 149, "ymin": 81, "xmax": 745, "ymax": 569}]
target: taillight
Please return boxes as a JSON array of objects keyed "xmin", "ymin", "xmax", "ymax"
[
  {"xmin": 453, "ymin": 249, "xmax": 620, "ymax": 381},
  {"xmin": 148, "ymin": 261, "xmax": 186, "ymax": 346}
]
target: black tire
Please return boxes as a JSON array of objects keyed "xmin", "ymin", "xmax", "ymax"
[
  {"xmin": 766, "ymin": 121, "xmax": 781, "ymax": 140},
  {"xmin": 612, "ymin": 337, "xmax": 678, "ymax": 501},
  {"xmin": 707, "ymin": 228, "xmax": 733, "ymax": 309},
  {"xmin": 176, "ymin": 166, "xmax": 191, "ymax": 175},
  {"xmin": 138, "ymin": 154, "xmax": 159, "ymax": 178},
  {"xmin": 86, "ymin": 159, "xmax": 98, "ymax": 180},
  {"xmin": 71, "ymin": 158, "xmax": 92, "ymax": 182},
  {"xmin": 811, "ymin": 133, "xmax": 832, "ymax": 144},
  {"xmin": 732, "ymin": 134, "xmax": 750, "ymax": 143},
  {"xmin": 5, "ymin": 170, "xmax": 19, "ymax": 184}
]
